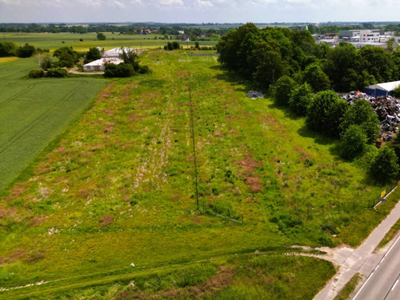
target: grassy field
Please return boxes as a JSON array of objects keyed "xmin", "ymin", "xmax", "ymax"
[
  {"xmin": 0, "ymin": 50, "xmax": 397, "ymax": 298},
  {"xmin": 0, "ymin": 33, "xmax": 217, "ymax": 52},
  {"xmin": 0, "ymin": 57, "xmax": 106, "ymax": 192},
  {"xmin": 0, "ymin": 57, "xmax": 19, "ymax": 64}
]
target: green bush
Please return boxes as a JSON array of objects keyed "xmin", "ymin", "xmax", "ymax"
[
  {"xmin": 47, "ymin": 67, "xmax": 68, "ymax": 78},
  {"xmin": 28, "ymin": 69, "xmax": 44, "ymax": 78},
  {"xmin": 306, "ymin": 90, "xmax": 348, "ymax": 138},
  {"xmin": 340, "ymin": 125, "xmax": 368, "ymax": 160},
  {"xmin": 104, "ymin": 63, "xmax": 135, "ymax": 78},
  {"xmin": 274, "ymin": 75, "xmax": 298, "ymax": 106},
  {"xmin": 369, "ymin": 147, "xmax": 399, "ymax": 183},
  {"xmin": 340, "ymin": 99, "xmax": 380, "ymax": 144},
  {"xmin": 393, "ymin": 85, "xmax": 400, "ymax": 98},
  {"xmin": 18, "ymin": 43, "xmax": 36, "ymax": 58},
  {"xmin": 289, "ymin": 82, "xmax": 313, "ymax": 116},
  {"xmin": 138, "ymin": 65, "xmax": 150, "ymax": 74},
  {"xmin": 0, "ymin": 41, "xmax": 18, "ymax": 57},
  {"xmin": 97, "ymin": 33, "xmax": 106, "ymax": 40}
]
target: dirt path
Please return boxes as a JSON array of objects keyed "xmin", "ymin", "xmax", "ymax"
[{"xmin": 68, "ymin": 67, "xmax": 104, "ymax": 75}]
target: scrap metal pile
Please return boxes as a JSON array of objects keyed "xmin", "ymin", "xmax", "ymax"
[
  {"xmin": 341, "ymin": 91, "xmax": 400, "ymax": 142},
  {"xmin": 247, "ymin": 90, "xmax": 264, "ymax": 99}
]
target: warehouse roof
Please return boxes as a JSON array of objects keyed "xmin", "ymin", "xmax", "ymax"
[{"xmin": 367, "ymin": 81, "xmax": 400, "ymax": 92}]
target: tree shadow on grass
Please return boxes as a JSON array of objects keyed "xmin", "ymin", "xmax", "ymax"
[
  {"xmin": 267, "ymin": 102, "xmax": 303, "ymax": 122},
  {"xmin": 209, "ymin": 65, "xmax": 262, "ymax": 95},
  {"xmin": 297, "ymin": 125, "xmax": 337, "ymax": 147}
]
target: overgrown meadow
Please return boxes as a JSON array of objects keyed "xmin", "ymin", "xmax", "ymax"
[{"xmin": 0, "ymin": 50, "xmax": 396, "ymax": 298}]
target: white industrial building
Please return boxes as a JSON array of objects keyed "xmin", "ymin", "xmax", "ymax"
[
  {"xmin": 360, "ymin": 30, "xmax": 380, "ymax": 43},
  {"xmin": 83, "ymin": 47, "xmax": 136, "ymax": 72},
  {"xmin": 83, "ymin": 57, "xmax": 123, "ymax": 72},
  {"xmin": 365, "ymin": 81, "xmax": 400, "ymax": 96},
  {"xmin": 102, "ymin": 47, "xmax": 136, "ymax": 58}
]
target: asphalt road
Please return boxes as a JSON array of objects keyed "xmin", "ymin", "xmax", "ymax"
[{"xmin": 353, "ymin": 234, "xmax": 400, "ymax": 300}]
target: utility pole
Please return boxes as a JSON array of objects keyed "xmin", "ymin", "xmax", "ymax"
[{"xmin": 189, "ymin": 85, "xmax": 200, "ymax": 211}]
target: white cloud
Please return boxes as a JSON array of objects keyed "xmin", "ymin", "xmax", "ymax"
[
  {"xmin": 113, "ymin": 0, "xmax": 126, "ymax": 8},
  {"xmin": 79, "ymin": 0, "xmax": 103, "ymax": 7},
  {"xmin": 197, "ymin": 0, "xmax": 214, "ymax": 8},
  {"xmin": 157, "ymin": 0, "xmax": 183, "ymax": 5}
]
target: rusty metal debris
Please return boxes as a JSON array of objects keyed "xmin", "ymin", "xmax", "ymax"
[{"xmin": 341, "ymin": 91, "xmax": 400, "ymax": 142}]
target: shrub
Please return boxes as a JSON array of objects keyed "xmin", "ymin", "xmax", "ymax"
[
  {"xmin": 274, "ymin": 75, "xmax": 298, "ymax": 106},
  {"xmin": 18, "ymin": 43, "xmax": 36, "ymax": 58},
  {"xmin": 29, "ymin": 69, "xmax": 44, "ymax": 78},
  {"xmin": 303, "ymin": 63, "xmax": 330, "ymax": 92},
  {"xmin": 289, "ymin": 82, "xmax": 313, "ymax": 116},
  {"xmin": 40, "ymin": 54, "xmax": 52, "ymax": 71},
  {"xmin": 0, "ymin": 41, "xmax": 18, "ymax": 57},
  {"xmin": 104, "ymin": 63, "xmax": 135, "ymax": 78},
  {"xmin": 84, "ymin": 47, "xmax": 101, "ymax": 64},
  {"xmin": 306, "ymin": 90, "xmax": 348, "ymax": 138},
  {"xmin": 97, "ymin": 32, "xmax": 106, "ymax": 40},
  {"xmin": 138, "ymin": 65, "xmax": 150, "ymax": 74},
  {"xmin": 172, "ymin": 41, "xmax": 180, "ymax": 49},
  {"xmin": 369, "ymin": 147, "xmax": 399, "ymax": 184},
  {"xmin": 53, "ymin": 46, "xmax": 79, "ymax": 68},
  {"xmin": 340, "ymin": 99, "xmax": 380, "ymax": 144},
  {"xmin": 47, "ymin": 67, "xmax": 68, "ymax": 77},
  {"xmin": 340, "ymin": 125, "xmax": 368, "ymax": 160}
]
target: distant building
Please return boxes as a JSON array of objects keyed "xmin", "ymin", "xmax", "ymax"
[
  {"xmin": 360, "ymin": 30, "xmax": 380, "ymax": 42},
  {"xmin": 324, "ymin": 33, "xmax": 339, "ymax": 40},
  {"xmin": 339, "ymin": 30, "xmax": 360, "ymax": 39},
  {"xmin": 83, "ymin": 58, "xmax": 123, "ymax": 72},
  {"xmin": 180, "ymin": 34, "xmax": 190, "ymax": 42},
  {"xmin": 350, "ymin": 42, "xmax": 387, "ymax": 49},
  {"xmin": 178, "ymin": 30, "xmax": 185, "ymax": 35},
  {"xmin": 364, "ymin": 80, "xmax": 400, "ymax": 96},
  {"xmin": 102, "ymin": 47, "xmax": 136, "ymax": 58}
]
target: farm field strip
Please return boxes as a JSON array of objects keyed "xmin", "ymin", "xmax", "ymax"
[
  {"xmin": 1, "ymin": 32, "xmax": 218, "ymax": 52},
  {"xmin": 0, "ymin": 80, "xmax": 88, "ymax": 154},
  {"xmin": 0, "ymin": 57, "xmax": 106, "ymax": 191}
]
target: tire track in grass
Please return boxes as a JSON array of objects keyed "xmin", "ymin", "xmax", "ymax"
[
  {"xmin": 0, "ymin": 80, "xmax": 89, "ymax": 155},
  {"xmin": 0, "ymin": 84, "xmax": 36, "ymax": 108}
]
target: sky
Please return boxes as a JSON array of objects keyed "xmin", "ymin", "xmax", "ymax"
[{"xmin": 0, "ymin": 0, "xmax": 400, "ymax": 24}]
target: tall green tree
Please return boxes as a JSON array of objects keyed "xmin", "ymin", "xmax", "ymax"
[
  {"xmin": 303, "ymin": 63, "xmax": 330, "ymax": 92},
  {"xmin": 306, "ymin": 90, "xmax": 348, "ymax": 138},
  {"xmin": 0, "ymin": 41, "xmax": 18, "ymax": 57},
  {"xmin": 84, "ymin": 47, "xmax": 101, "ymax": 64},
  {"xmin": 340, "ymin": 125, "xmax": 368, "ymax": 160},
  {"xmin": 289, "ymin": 83, "xmax": 313, "ymax": 116},
  {"xmin": 274, "ymin": 75, "xmax": 298, "ymax": 106},
  {"xmin": 18, "ymin": 43, "xmax": 35, "ymax": 58},
  {"xmin": 97, "ymin": 32, "xmax": 106, "ymax": 40},
  {"xmin": 339, "ymin": 99, "xmax": 380, "ymax": 144},
  {"xmin": 53, "ymin": 46, "xmax": 78, "ymax": 68},
  {"xmin": 369, "ymin": 147, "xmax": 399, "ymax": 184},
  {"xmin": 359, "ymin": 46, "xmax": 395, "ymax": 83}
]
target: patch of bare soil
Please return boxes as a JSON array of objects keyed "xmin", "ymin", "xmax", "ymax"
[
  {"xmin": 100, "ymin": 215, "xmax": 113, "ymax": 227},
  {"xmin": 237, "ymin": 153, "xmax": 264, "ymax": 193},
  {"xmin": 97, "ymin": 83, "xmax": 116, "ymax": 103}
]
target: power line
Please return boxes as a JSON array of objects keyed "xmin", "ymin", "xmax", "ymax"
[{"xmin": 188, "ymin": 84, "xmax": 200, "ymax": 211}]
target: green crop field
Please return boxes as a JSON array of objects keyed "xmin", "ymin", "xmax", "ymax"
[
  {"xmin": 0, "ymin": 32, "xmax": 217, "ymax": 52},
  {"xmin": 0, "ymin": 50, "xmax": 397, "ymax": 299},
  {"xmin": 0, "ymin": 57, "xmax": 106, "ymax": 192}
]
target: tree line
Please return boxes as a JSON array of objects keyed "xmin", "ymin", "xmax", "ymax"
[{"xmin": 217, "ymin": 23, "xmax": 400, "ymax": 183}]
